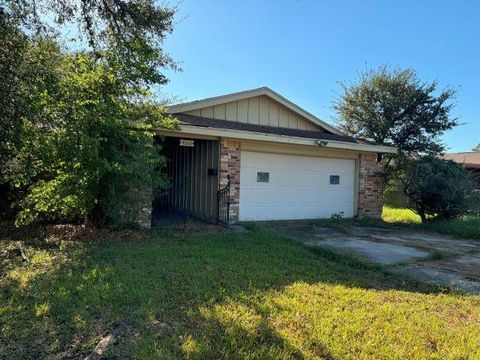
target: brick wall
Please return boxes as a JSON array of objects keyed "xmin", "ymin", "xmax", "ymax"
[
  {"xmin": 219, "ymin": 139, "xmax": 241, "ymax": 223},
  {"xmin": 357, "ymin": 153, "xmax": 384, "ymax": 217}
]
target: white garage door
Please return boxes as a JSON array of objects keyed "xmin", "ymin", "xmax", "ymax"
[{"xmin": 239, "ymin": 151, "xmax": 355, "ymax": 221}]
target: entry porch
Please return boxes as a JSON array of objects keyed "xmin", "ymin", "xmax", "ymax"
[{"xmin": 152, "ymin": 136, "xmax": 233, "ymax": 226}]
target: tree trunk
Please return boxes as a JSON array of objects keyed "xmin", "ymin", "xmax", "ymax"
[{"xmin": 418, "ymin": 207, "xmax": 427, "ymax": 223}]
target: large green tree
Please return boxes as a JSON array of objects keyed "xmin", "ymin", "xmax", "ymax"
[
  {"xmin": 2, "ymin": 33, "xmax": 177, "ymax": 226},
  {"xmin": 1, "ymin": 0, "xmax": 178, "ymax": 85},
  {"xmin": 334, "ymin": 66, "xmax": 459, "ymax": 179},
  {"xmin": 0, "ymin": 13, "xmax": 27, "ymax": 175},
  {"xmin": 0, "ymin": 4, "xmax": 179, "ymax": 226}
]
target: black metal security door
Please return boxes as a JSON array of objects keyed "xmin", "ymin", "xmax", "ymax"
[
  {"xmin": 217, "ymin": 175, "xmax": 231, "ymax": 226},
  {"xmin": 152, "ymin": 136, "xmax": 219, "ymax": 225}
]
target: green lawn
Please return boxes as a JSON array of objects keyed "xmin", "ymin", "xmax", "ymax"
[
  {"xmin": 382, "ymin": 206, "xmax": 480, "ymax": 240},
  {"xmin": 2, "ymin": 224, "xmax": 480, "ymax": 359}
]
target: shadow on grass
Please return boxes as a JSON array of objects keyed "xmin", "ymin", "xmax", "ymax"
[{"xmin": 0, "ymin": 225, "xmax": 476, "ymax": 359}]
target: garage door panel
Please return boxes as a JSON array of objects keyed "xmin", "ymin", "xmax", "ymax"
[
  {"xmin": 241, "ymin": 204, "xmax": 353, "ymax": 221},
  {"xmin": 245, "ymin": 188, "xmax": 352, "ymax": 204},
  {"xmin": 239, "ymin": 151, "xmax": 355, "ymax": 221}
]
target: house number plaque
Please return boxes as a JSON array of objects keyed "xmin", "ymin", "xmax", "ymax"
[{"xmin": 179, "ymin": 139, "xmax": 195, "ymax": 147}]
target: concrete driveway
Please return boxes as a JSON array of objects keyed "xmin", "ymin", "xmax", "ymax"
[{"xmin": 264, "ymin": 221, "xmax": 480, "ymax": 294}]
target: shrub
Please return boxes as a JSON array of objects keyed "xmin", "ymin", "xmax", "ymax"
[
  {"xmin": 383, "ymin": 182, "xmax": 410, "ymax": 208},
  {"xmin": 401, "ymin": 156, "xmax": 478, "ymax": 222}
]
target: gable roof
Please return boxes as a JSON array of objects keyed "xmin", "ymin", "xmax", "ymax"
[
  {"xmin": 167, "ymin": 87, "xmax": 344, "ymax": 136},
  {"xmin": 442, "ymin": 152, "xmax": 480, "ymax": 168}
]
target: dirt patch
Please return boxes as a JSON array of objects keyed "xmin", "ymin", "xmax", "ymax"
[
  {"xmin": 0, "ymin": 221, "xmax": 152, "ymax": 244},
  {"xmin": 84, "ymin": 318, "xmax": 132, "ymax": 360},
  {"xmin": 1, "ymin": 219, "xmax": 226, "ymax": 245}
]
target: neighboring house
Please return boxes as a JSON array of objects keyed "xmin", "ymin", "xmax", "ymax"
[
  {"xmin": 442, "ymin": 152, "xmax": 480, "ymax": 188},
  {"xmin": 146, "ymin": 87, "xmax": 396, "ymax": 226}
]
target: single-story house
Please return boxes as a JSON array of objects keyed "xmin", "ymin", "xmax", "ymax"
[
  {"xmin": 146, "ymin": 87, "xmax": 396, "ymax": 227},
  {"xmin": 442, "ymin": 152, "xmax": 480, "ymax": 188}
]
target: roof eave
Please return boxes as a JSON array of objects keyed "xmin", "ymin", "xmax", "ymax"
[{"xmin": 154, "ymin": 125, "xmax": 397, "ymax": 154}]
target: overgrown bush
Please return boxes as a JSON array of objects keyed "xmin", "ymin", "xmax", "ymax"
[
  {"xmin": 0, "ymin": 16, "xmax": 178, "ymax": 227},
  {"xmin": 401, "ymin": 156, "xmax": 479, "ymax": 222}
]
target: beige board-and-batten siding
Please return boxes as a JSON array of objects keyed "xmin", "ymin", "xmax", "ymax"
[{"xmin": 184, "ymin": 95, "xmax": 323, "ymax": 131}]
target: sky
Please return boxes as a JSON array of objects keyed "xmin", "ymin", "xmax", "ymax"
[{"xmin": 161, "ymin": 0, "xmax": 480, "ymax": 152}]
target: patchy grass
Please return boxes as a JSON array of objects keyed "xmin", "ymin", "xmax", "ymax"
[
  {"xmin": 1, "ymin": 225, "xmax": 480, "ymax": 359},
  {"xmin": 423, "ymin": 250, "xmax": 450, "ymax": 262},
  {"xmin": 382, "ymin": 206, "xmax": 480, "ymax": 240}
]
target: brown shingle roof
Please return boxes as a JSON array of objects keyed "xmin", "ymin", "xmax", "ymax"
[
  {"xmin": 175, "ymin": 113, "xmax": 359, "ymax": 144},
  {"xmin": 442, "ymin": 152, "xmax": 480, "ymax": 168}
]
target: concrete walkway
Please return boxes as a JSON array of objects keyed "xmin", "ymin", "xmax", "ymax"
[{"xmin": 264, "ymin": 221, "xmax": 480, "ymax": 294}]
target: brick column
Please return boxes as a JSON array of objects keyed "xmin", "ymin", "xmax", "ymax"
[
  {"xmin": 358, "ymin": 153, "xmax": 384, "ymax": 218},
  {"xmin": 220, "ymin": 139, "xmax": 241, "ymax": 223}
]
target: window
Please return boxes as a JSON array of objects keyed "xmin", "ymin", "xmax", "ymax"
[
  {"xmin": 257, "ymin": 172, "xmax": 269, "ymax": 183},
  {"xmin": 330, "ymin": 175, "xmax": 340, "ymax": 185}
]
